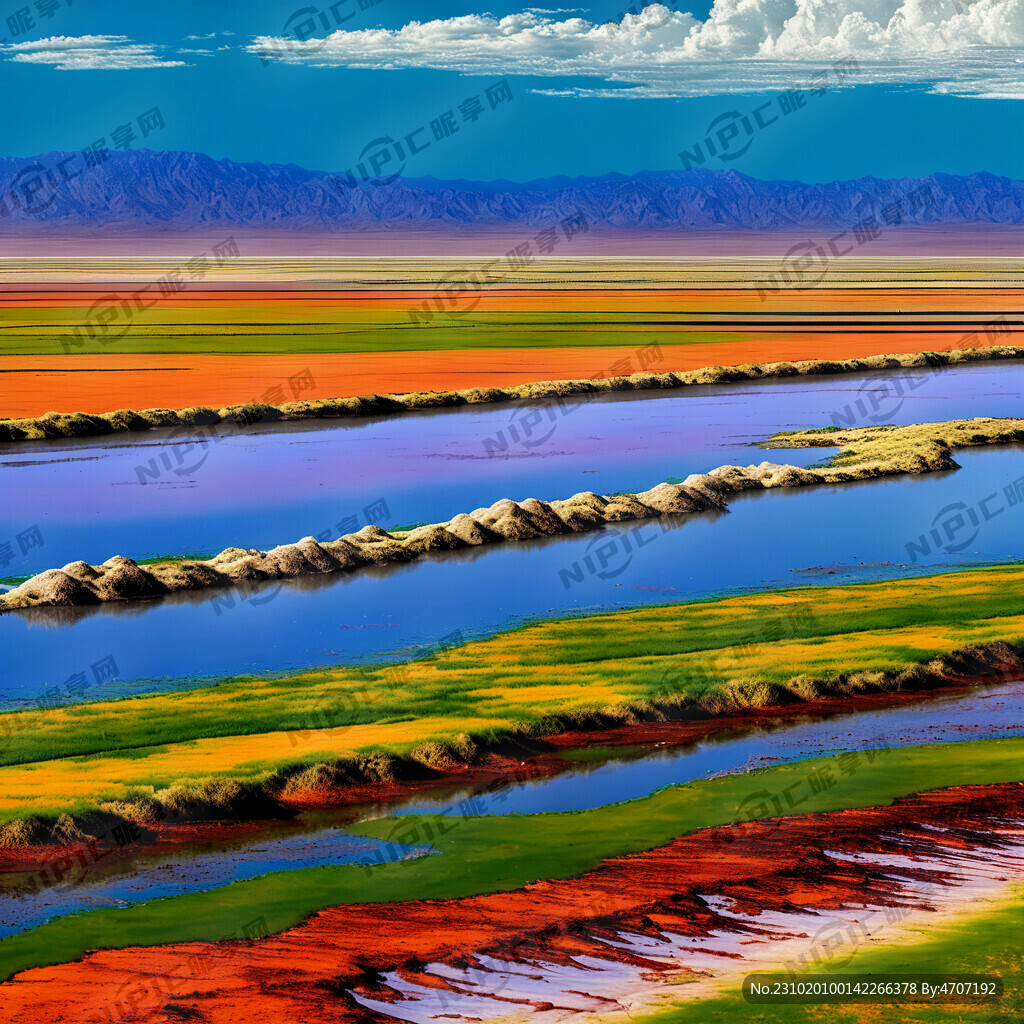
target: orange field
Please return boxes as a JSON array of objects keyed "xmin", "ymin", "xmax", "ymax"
[
  {"xmin": 3, "ymin": 285, "xmax": 1020, "ymax": 419},
  {"xmin": 5, "ymin": 330, "xmax": 1024, "ymax": 419}
]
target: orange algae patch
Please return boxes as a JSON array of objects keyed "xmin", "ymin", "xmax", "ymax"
[{"xmin": 3, "ymin": 329, "xmax": 1024, "ymax": 419}]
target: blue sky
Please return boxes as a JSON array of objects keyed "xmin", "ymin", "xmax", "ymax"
[{"xmin": 0, "ymin": 0, "xmax": 1021, "ymax": 183}]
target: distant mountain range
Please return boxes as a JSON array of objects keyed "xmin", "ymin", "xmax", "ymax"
[{"xmin": 2, "ymin": 151, "xmax": 1023, "ymax": 231}]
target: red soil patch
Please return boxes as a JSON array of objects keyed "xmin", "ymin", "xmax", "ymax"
[
  {"xmin": 4, "ymin": 330, "xmax": 1023, "ymax": 419},
  {"xmin": 4, "ymin": 784, "xmax": 1022, "ymax": 1024}
]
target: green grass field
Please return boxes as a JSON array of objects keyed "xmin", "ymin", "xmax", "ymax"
[
  {"xmin": 0, "ymin": 306, "xmax": 753, "ymax": 355},
  {"xmin": 3, "ymin": 564, "xmax": 1023, "ymax": 823}
]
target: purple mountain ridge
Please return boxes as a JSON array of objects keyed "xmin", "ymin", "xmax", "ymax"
[{"xmin": 1, "ymin": 151, "xmax": 1023, "ymax": 231}]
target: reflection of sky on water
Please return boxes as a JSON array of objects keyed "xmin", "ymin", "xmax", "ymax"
[
  {"xmin": 3, "ymin": 444, "xmax": 1024, "ymax": 703},
  {"xmin": 1, "ymin": 361, "xmax": 1023, "ymax": 702}
]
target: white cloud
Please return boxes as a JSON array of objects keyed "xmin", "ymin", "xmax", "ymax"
[
  {"xmin": 1, "ymin": 35, "xmax": 187, "ymax": 70},
  {"xmin": 246, "ymin": 1, "xmax": 1024, "ymax": 97}
]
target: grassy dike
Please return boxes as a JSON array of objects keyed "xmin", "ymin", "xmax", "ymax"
[
  {"xmin": 1, "ymin": 739, "xmax": 1023, "ymax": 981},
  {"xmin": 3, "ymin": 565, "xmax": 1024, "ymax": 826}
]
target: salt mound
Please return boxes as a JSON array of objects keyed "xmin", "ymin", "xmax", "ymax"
[
  {"xmin": 518, "ymin": 498, "xmax": 568, "ymax": 535},
  {"xmin": 150, "ymin": 562, "xmax": 228, "ymax": 592},
  {"xmin": 402, "ymin": 525, "xmax": 467, "ymax": 553},
  {"xmin": 293, "ymin": 536, "xmax": 345, "ymax": 572},
  {"xmin": 471, "ymin": 499, "xmax": 547, "ymax": 540},
  {"xmin": 445, "ymin": 513, "xmax": 501, "ymax": 546},
  {"xmin": 746, "ymin": 462, "xmax": 822, "ymax": 488},
  {"xmin": 344, "ymin": 526, "xmax": 417, "ymax": 565},
  {"xmin": 637, "ymin": 483, "xmax": 718, "ymax": 515},
  {"xmin": 207, "ymin": 548, "xmax": 270, "ymax": 580},
  {"xmin": 322, "ymin": 539, "xmax": 372, "ymax": 568},
  {"xmin": 347, "ymin": 524, "xmax": 395, "ymax": 544},
  {"xmin": 180, "ymin": 560, "xmax": 233, "ymax": 586},
  {"xmin": 704, "ymin": 466, "xmax": 762, "ymax": 492},
  {"xmin": 5, "ymin": 569, "xmax": 100, "ymax": 607},
  {"xmin": 549, "ymin": 498, "xmax": 607, "ymax": 530},
  {"xmin": 94, "ymin": 557, "xmax": 167, "ymax": 600},
  {"xmin": 602, "ymin": 494, "xmax": 660, "ymax": 521},
  {"xmin": 679, "ymin": 474, "xmax": 735, "ymax": 504},
  {"xmin": 60, "ymin": 560, "xmax": 103, "ymax": 583},
  {"xmin": 565, "ymin": 491, "xmax": 609, "ymax": 511},
  {"xmin": 259, "ymin": 538, "xmax": 342, "ymax": 575}
]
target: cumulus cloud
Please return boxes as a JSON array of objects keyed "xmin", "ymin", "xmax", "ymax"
[
  {"xmin": 1, "ymin": 35, "xmax": 187, "ymax": 70},
  {"xmin": 246, "ymin": 1, "xmax": 1024, "ymax": 97}
]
